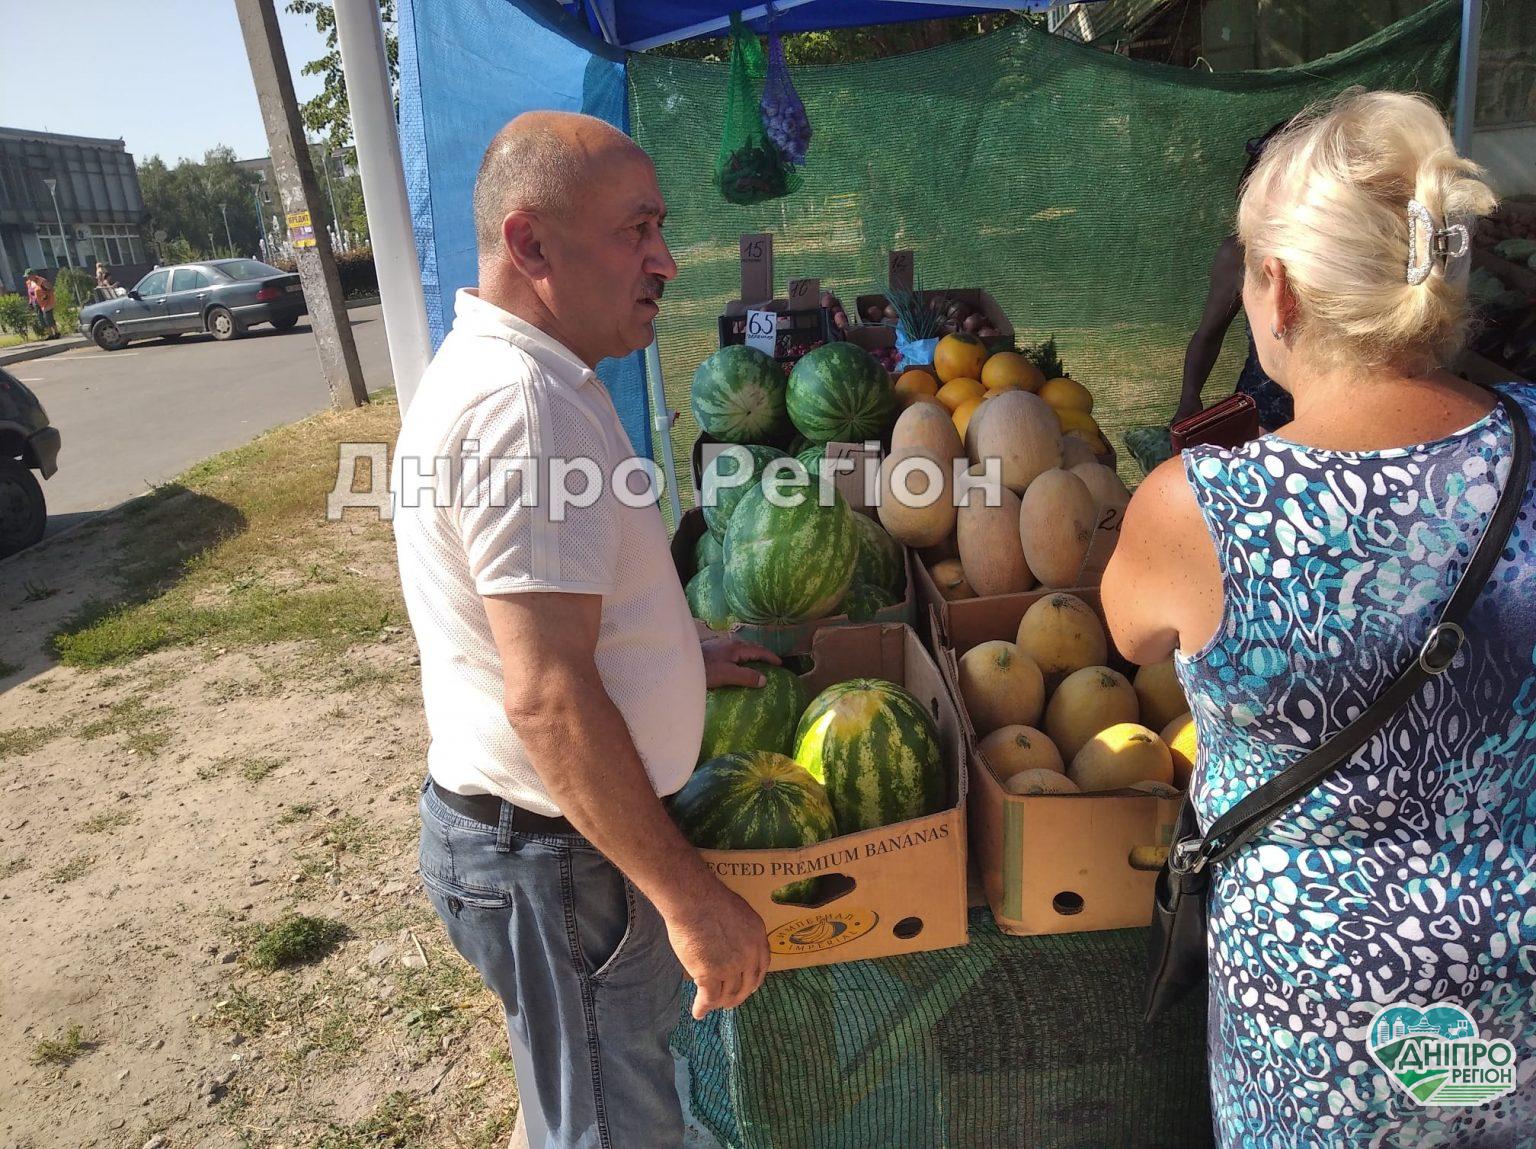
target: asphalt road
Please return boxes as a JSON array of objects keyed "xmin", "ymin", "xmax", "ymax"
[{"xmin": 8, "ymin": 306, "xmax": 393, "ymax": 540}]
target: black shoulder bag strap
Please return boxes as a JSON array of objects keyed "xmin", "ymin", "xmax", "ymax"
[{"xmin": 1145, "ymin": 391, "xmax": 1530, "ymax": 1023}]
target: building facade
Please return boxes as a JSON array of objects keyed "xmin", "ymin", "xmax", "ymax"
[{"xmin": 0, "ymin": 127, "xmax": 148, "ymax": 293}]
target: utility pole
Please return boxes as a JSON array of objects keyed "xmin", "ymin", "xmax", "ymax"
[
  {"xmin": 235, "ymin": 0, "xmax": 367, "ymax": 410},
  {"xmin": 219, "ymin": 203, "xmax": 235, "ymax": 254}
]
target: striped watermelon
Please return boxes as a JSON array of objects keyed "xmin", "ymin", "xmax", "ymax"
[
  {"xmin": 685, "ymin": 563, "xmax": 735, "ymax": 631},
  {"xmin": 698, "ymin": 663, "xmax": 809, "ymax": 763},
  {"xmin": 692, "ymin": 345, "xmax": 792, "ymax": 445},
  {"xmin": 672, "ymin": 751, "xmax": 838, "ymax": 901},
  {"xmin": 701, "ymin": 444, "xmax": 788, "ymax": 540},
  {"xmin": 786, "ymin": 343, "xmax": 896, "ymax": 445},
  {"xmin": 850, "ymin": 512, "xmax": 905, "ymax": 595},
  {"xmin": 694, "ymin": 530, "xmax": 724, "ymax": 573},
  {"xmin": 723, "ymin": 484, "xmax": 858, "ymax": 624},
  {"xmin": 839, "ymin": 582, "xmax": 898, "ymax": 622},
  {"xmin": 794, "ymin": 678, "xmax": 945, "ymax": 832}
]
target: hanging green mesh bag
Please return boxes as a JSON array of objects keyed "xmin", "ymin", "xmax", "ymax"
[{"xmin": 716, "ymin": 14, "xmax": 801, "ymax": 205}]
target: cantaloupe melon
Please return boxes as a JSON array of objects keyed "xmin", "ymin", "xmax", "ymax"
[
  {"xmin": 1015, "ymin": 593, "xmax": 1108, "ymax": 686},
  {"xmin": 929, "ymin": 558, "xmax": 975, "ymax": 601},
  {"xmin": 980, "ymin": 725, "xmax": 1062, "ymax": 782},
  {"xmin": 1004, "ymin": 768, "xmax": 1079, "ymax": 796},
  {"xmin": 980, "ymin": 352, "xmax": 1045, "ymax": 393},
  {"xmin": 1134, "ymin": 660, "xmax": 1189, "ymax": 732},
  {"xmin": 877, "ymin": 446, "xmax": 956, "ymax": 547},
  {"xmin": 958, "ymin": 642, "xmax": 1045, "ymax": 734},
  {"xmin": 1070, "ymin": 462, "xmax": 1131, "ymax": 530},
  {"xmin": 957, "ymin": 488, "xmax": 1034, "ymax": 597},
  {"xmin": 1161, "ymin": 712, "xmax": 1197, "ymax": 789},
  {"xmin": 1044, "ymin": 666, "xmax": 1138, "ymax": 763},
  {"xmin": 891, "ymin": 400, "xmax": 964, "ymax": 463},
  {"xmin": 1068, "ymin": 722, "xmax": 1172, "ymax": 792},
  {"xmin": 1059, "ymin": 435, "xmax": 1099, "ymax": 470},
  {"xmin": 1017, "ymin": 469, "xmax": 1096, "ymax": 590},
  {"xmin": 965, "ymin": 390, "xmax": 1061, "ymax": 492}
]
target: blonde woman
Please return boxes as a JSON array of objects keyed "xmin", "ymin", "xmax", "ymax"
[{"xmin": 1104, "ymin": 90, "xmax": 1534, "ymax": 1145}]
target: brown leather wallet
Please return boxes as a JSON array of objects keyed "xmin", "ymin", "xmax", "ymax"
[{"xmin": 1170, "ymin": 392, "xmax": 1260, "ymax": 452}]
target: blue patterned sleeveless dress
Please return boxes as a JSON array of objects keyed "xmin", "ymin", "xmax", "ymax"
[{"xmin": 1176, "ymin": 383, "xmax": 1536, "ymax": 1148}]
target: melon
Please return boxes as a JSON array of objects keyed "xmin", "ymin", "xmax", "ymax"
[
  {"xmin": 1068, "ymin": 722, "xmax": 1173, "ymax": 792},
  {"xmin": 839, "ymin": 582, "xmax": 899, "ymax": 622},
  {"xmin": 1161, "ymin": 712, "xmax": 1198, "ymax": 790},
  {"xmin": 980, "ymin": 351, "xmax": 1045, "ymax": 393},
  {"xmin": 701, "ymin": 444, "xmax": 789, "ymax": 540},
  {"xmin": 891, "ymin": 401, "xmax": 964, "ymax": 464},
  {"xmin": 694, "ymin": 530, "xmax": 724, "ymax": 573},
  {"xmin": 850, "ymin": 512, "xmax": 906, "ymax": 596},
  {"xmin": 1004, "ymin": 769, "xmax": 1080, "ymax": 796},
  {"xmin": 699, "ymin": 663, "xmax": 809, "ymax": 762},
  {"xmin": 1016, "ymin": 593, "xmax": 1108, "ymax": 686},
  {"xmin": 685, "ymin": 563, "xmax": 735, "ymax": 632},
  {"xmin": 929, "ymin": 558, "xmax": 975, "ymax": 601},
  {"xmin": 1071, "ymin": 462, "xmax": 1131, "ymax": 530},
  {"xmin": 979, "ymin": 725, "xmax": 1062, "ymax": 783},
  {"xmin": 1044, "ymin": 666, "xmax": 1139, "ymax": 763},
  {"xmin": 1134, "ymin": 660, "xmax": 1190, "ymax": 732},
  {"xmin": 957, "ymin": 488, "xmax": 1033, "ymax": 597},
  {"xmin": 723, "ymin": 485, "xmax": 858, "ymax": 624},
  {"xmin": 958, "ymin": 640, "xmax": 1045, "ymax": 734},
  {"xmin": 1039, "ymin": 376, "xmax": 1093, "ymax": 414},
  {"xmin": 1056, "ymin": 409, "xmax": 1110, "ymax": 455},
  {"xmin": 966, "ymin": 390, "xmax": 1062, "ymax": 492},
  {"xmin": 933, "ymin": 333, "xmax": 987, "ymax": 384},
  {"xmin": 936, "ymin": 377, "xmax": 985, "ymax": 413},
  {"xmin": 894, "ymin": 369, "xmax": 939, "ymax": 407},
  {"xmin": 1018, "ymin": 468, "xmax": 1096, "ymax": 589},
  {"xmin": 794, "ymin": 678, "xmax": 945, "ymax": 832},
  {"xmin": 952, "ymin": 396, "xmax": 984, "ymax": 440},
  {"xmin": 692, "ymin": 345, "xmax": 792, "ymax": 444},
  {"xmin": 787, "ymin": 343, "xmax": 896, "ymax": 444},
  {"xmin": 877, "ymin": 445, "xmax": 956, "ymax": 548},
  {"xmin": 1059, "ymin": 436, "xmax": 1099, "ymax": 470}
]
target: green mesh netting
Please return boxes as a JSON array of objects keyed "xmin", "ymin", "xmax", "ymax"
[
  {"xmin": 631, "ymin": 0, "xmax": 1461, "ymax": 513},
  {"xmin": 674, "ymin": 910, "xmax": 1210, "ymax": 1148}
]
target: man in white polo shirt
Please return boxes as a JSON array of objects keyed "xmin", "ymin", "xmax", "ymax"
[{"xmin": 393, "ymin": 112, "xmax": 774, "ymax": 1149}]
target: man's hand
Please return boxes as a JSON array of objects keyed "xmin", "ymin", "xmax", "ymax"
[
  {"xmin": 663, "ymin": 884, "xmax": 770, "ymax": 1019},
  {"xmin": 701, "ymin": 635, "xmax": 780, "ymax": 689}
]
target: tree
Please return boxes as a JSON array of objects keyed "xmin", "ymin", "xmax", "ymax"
[
  {"xmin": 138, "ymin": 147, "xmax": 265, "ymax": 260},
  {"xmin": 658, "ymin": 13, "xmax": 1040, "ymax": 64},
  {"xmin": 286, "ymin": 0, "xmax": 398, "ymax": 149}
]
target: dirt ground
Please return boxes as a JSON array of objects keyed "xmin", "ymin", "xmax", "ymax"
[{"xmin": 0, "ymin": 400, "xmax": 719, "ymax": 1149}]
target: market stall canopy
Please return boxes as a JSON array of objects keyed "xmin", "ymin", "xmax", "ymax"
[{"xmin": 560, "ymin": 1, "xmax": 1094, "ymax": 52}]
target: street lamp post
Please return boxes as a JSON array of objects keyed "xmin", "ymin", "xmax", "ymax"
[
  {"xmin": 251, "ymin": 176, "xmax": 269, "ymax": 258},
  {"xmin": 219, "ymin": 202, "xmax": 235, "ymax": 256},
  {"xmin": 42, "ymin": 177, "xmax": 71, "ymax": 270},
  {"xmin": 312, "ymin": 136, "xmax": 342, "ymax": 251}
]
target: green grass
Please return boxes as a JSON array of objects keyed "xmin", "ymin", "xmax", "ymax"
[
  {"xmin": 238, "ymin": 756, "xmax": 284, "ymax": 783},
  {"xmin": 80, "ymin": 809, "xmax": 136, "ymax": 834},
  {"xmin": 29, "ymin": 1024, "xmax": 89, "ymax": 1067},
  {"xmin": 21, "ymin": 580, "xmax": 56, "ymax": 602},
  {"xmin": 47, "ymin": 854, "xmax": 95, "ymax": 884},
  {"xmin": 276, "ymin": 802, "xmax": 317, "ymax": 825},
  {"xmin": 77, "ymin": 696, "xmax": 171, "ymax": 757},
  {"xmin": 244, "ymin": 914, "xmax": 349, "ymax": 971},
  {"xmin": 1, "ymin": 857, "xmax": 32, "ymax": 879},
  {"xmin": 315, "ymin": 1092, "xmax": 428, "ymax": 1149},
  {"xmin": 0, "ymin": 724, "xmax": 65, "ymax": 760}
]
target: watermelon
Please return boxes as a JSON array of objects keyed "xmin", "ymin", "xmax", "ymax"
[
  {"xmin": 794, "ymin": 678, "xmax": 945, "ymax": 832},
  {"xmin": 787, "ymin": 433, "xmax": 812, "ymax": 456},
  {"xmin": 672, "ymin": 751, "xmax": 838, "ymax": 901},
  {"xmin": 839, "ymin": 583, "xmax": 898, "ymax": 622},
  {"xmin": 723, "ymin": 484, "xmax": 858, "ymax": 624},
  {"xmin": 786, "ymin": 343, "xmax": 897, "ymax": 445},
  {"xmin": 701, "ymin": 444, "xmax": 787, "ymax": 540},
  {"xmin": 850, "ymin": 512, "xmax": 905, "ymax": 595},
  {"xmin": 694, "ymin": 531, "xmax": 724, "ymax": 572},
  {"xmin": 685, "ymin": 563, "xmax": 735, "ymax": 631},
  {"xmin": 692, "ymin": 345, "xmax": 792, "ymax": 444},
  {"xmin": 699, "ymin": 663, "xmax": 809, "ymax": 762}
]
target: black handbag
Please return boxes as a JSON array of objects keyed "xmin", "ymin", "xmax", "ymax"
[{"xmin": 1144, "ymin": 391, "xmax": 1531, "ymax": 1023}]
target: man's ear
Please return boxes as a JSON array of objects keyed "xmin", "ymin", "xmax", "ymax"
[{"xmin": 503, "ymin": 211, "xmax": 552, "ymax": 281}]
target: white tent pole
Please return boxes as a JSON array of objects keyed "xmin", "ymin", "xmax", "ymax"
[
  {"xmin": 645, "ymin": 334, "xmax": 684, "ymax": 529},
  {"xmin": 334, "ymin": 0, "xmax": 433, "ymax": 412},
  {"xmin": 1453, "ymin": 0, "xmax": 1482, "ymax": 154}
]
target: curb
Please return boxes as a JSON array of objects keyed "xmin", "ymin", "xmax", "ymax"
[
  {"xmin": 0, "ymin": 337, "xmax": 87, "ymax": 368},
  {"xmin": 346, "ymin": 296, "xmax": 381, "ymax": 310}
]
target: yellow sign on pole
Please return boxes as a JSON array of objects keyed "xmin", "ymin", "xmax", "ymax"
[{"xmin": 286, "ymin": 210, "xmax": 316, "ymax": 249}]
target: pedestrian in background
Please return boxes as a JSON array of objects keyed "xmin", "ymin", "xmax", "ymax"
[{"xmin": 22, "ymin": 269, "xmax": 59, "ymax": 340}]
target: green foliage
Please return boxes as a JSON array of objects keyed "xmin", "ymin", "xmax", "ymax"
[
  {"xmin": 287, "ymin": 0, "xmax": 398, "ymax": 149},
  {"xmin": 274, "ymin": 247, "xmax": 378, "ymax": 298},
  {"xmin": 246, "ymin": 913, "xmax": 349, "ymax": 970},
  {"xmin": 137, "ymin": 145, "xmax": 263, "ymax": 261},
  {"xmin": 660, "ymin": 12, "xmax": 1040, "ymax": 64},
  {"xmin": 52, "ymin": 267, "xmax": 93, "ymax": 330},
  {"xmin": 0, "ymin": 294, "xmax": 33, "ymax": 336},
  {"xmin": 30, "ymin": 1024, "xmax": 89, "ymax": 1067}
]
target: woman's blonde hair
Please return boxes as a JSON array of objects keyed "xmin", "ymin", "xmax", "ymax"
[{"xmin": 1237, "ymin": 88, "xmax": 1497, "ymax": 368}]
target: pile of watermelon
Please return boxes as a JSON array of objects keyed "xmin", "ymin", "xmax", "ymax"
[
  {"xmin": 686, "ymin": 341, "xmax": 906, "ymax": 634},
  {"xmin": 672, "ymin": 664, "xmax": 947, "ymax": 900}
]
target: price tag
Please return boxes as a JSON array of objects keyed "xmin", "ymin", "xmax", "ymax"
[
  {"xmin": 744, "ymin": 309, "xmax": 779, "ymax": 356},
  {"xmin": 787, "ymin": 277, "xmax": 820, "ymax": 311},
  {"xmin": 740, "ymin": 233, "xmax": 773, "ymax": 304},
  {"xmin": 888, "ymin": 249, "xmax": 915, "ymax": 292}
]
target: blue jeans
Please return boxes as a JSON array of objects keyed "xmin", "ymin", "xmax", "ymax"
[{"xmin": 417, "ymin": 778, "xmax": 685, "ymax": 1149}]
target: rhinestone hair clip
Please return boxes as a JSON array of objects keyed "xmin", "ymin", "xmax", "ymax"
[{"xmin": 1406, "ymin": 198, "xmax": 1470, "ymax": 286}]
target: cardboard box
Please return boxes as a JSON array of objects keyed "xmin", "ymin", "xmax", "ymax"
[
  {"xmin": 914, "ymin": 549, "xmax": 1114, "ymax": 656},
  {"xmin": 694, "ymin": 623, "xmax": 969, "ymax": 970},
  {"xmin": 929, "ymin": 593, "xmax": 1181, "ymax": 937},
  {"xmin": 717, "ymin": 233, "xmax": 832, "ymax": 362}
]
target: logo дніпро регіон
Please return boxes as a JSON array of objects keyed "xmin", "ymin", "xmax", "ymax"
[{"xmin": 1366, "ymin": 1002, "xmax": 1519, "ymax": 1107}]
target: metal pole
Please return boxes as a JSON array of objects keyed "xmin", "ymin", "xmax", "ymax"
[
  {"xmin": 220, "ymin": 203, "xmax": 235, "ymax": 254},
  {"xmin": 1453, "ymin": 0, "xmax": 1482, "ymax": 154},
  {"xmin": 334, "ymin": 0, "xmax": 432, "ymax": 411},
  {"xmin": 252, "ymin": 182, "xmax": 268, "ymax": 257},
  {"xmin": 44, "ymin": 179, "xmax": 70, "ymax": 268},
  {"xmin": 317, "ymin": 139, "xmax": 342, "ymax": 247},
  {"xmin": 645, "ymin": 336, "xmax": 682, "ymax": 529}
]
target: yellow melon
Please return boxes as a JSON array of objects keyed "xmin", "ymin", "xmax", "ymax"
[
  {"xmin": 959, "ymin": 641, "xmax": 1045, "ymax": 734},
  {"xmin": 1004, "ymin": 768, "xmax": 1080, "ymax": 796},
  {"xmin": 894, "ymin": 369, "xmax": 940, "ymax": 407},
  {"xmin": 1161, "ymin": 712, "xmax": 1198, "ymax": 790},
  {"xmin": 1044, "ymin": 666, "xmax": 1139, "ymax": 763},
  {"xmin": 957, "ymin": 488, "xmax": 1034, "ymax": 597},
  {"xmin": 1134, "ymin": 660, "xmax": 1189, "ymax": 732},
  {"xmin": 1016, "ymin": 593, "xmax": 1108, "ymax": 686},
  {"xmin": 1039, "ymin": 376, "xmax": 1094, "ymax": 413},
  {"xmin": 929, "ymin": 557, "xmax": 975, "ymax": 601},
  {"xmin": 1071, "ymin": 462, "xmax": 1131, "ymax": 530},
  {"xmin": 980, "ymin": 351, "xmax": 1046, "ymax": 393},
  {"xmin": 891, "ymin": 400, "xmax": 964, "ymax": 463},
  {"xmin": 952, "ymin": 396, "xmax": 984, "ymax": 440},
  {"xmin": 937, "ymin": 377, "xmax": 986, "ymax": 413},
  {"xmin": 980, "ymin": 725, "xmax": 1063, "ymax": 783},
  {"xmin": 1056, "ymin": 409, "xmax": 1110, "ymax": 456},
  {"xmin": 1018, "ymin": 468, "xmax": 1097, "ymax": 589},
  {"xmin": 934, "ymin": 333, "xmax": 989, "ymax": 383},
  {"xmin": 1068, "ymin": 722, "xmax": 1173, "ymax": 792},
  {"xmin": 965, "ymin": 390, "xmax": 1062, "ymax": 492},
  {"xmin": 876, "ymin": 445, "xmax": 956, "ymax": 547}
]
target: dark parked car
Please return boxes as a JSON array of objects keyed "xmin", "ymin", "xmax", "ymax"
[
  {"xmin": 77, "ymin": 259, "xmax": 306, "ymax": 351},
  {"xmin": 0, "ymin": 366, "xmax": 61, "ymax": 558}
]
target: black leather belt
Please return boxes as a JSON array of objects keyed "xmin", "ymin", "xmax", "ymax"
[{"xmin": 430, "ymin": 779, "xmax": 580, "ymax": 836}]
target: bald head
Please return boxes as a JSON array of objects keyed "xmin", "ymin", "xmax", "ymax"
[{"xmin": 472, "ymin": 111, "xmax": 648, "ymax": 257}]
